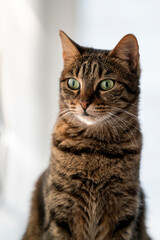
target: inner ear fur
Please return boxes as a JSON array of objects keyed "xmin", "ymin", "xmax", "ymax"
[
  {"xmin": 108, "ymin": 34, "xmax": 139, "ymax": 71},
  {"xmin": 59, "ymin": 30, "xmax": 81, "ymax": 64}
]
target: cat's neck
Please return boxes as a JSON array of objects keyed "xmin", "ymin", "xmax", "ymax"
[{"xmin": 51, "ymin": 112, "xmax": 141, "ymax": 182}]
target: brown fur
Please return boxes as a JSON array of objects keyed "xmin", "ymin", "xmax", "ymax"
[{"xmin": 22, "ymin": 31, "xmax": 151, "ymax": 240}]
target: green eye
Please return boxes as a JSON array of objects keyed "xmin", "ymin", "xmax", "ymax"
[
  {"xmin": 99, "ymin": 79, "xmax": 115, "ymax": 91},
  {"xmin": 68, "ymin": 78, "xmax": 80, "ymax": 90}
]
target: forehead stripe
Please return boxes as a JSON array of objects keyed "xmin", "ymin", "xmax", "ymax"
[
  {"xmin": 82, "ymin": 63, "xmax": 87, "ymax": 76},
  {"xmin": 75, "ymin": 60, "xmax": 104, "ymax": 79},
  {"xmin": 75, "ymin": 65, "xmax": 80, "ymax": 77},
  {"xmin": 92, "ymin": 63, "xmax": 97, "ymax": 74}
]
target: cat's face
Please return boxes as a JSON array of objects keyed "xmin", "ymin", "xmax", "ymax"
[{"xmin": 59, "ymin": 31, "xmax": 140, "ymax": 126}]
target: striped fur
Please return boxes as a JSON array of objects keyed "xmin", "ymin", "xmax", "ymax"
[{"xmin": 22, "ymin": 32, "xmax": 151, "ymax": 240}]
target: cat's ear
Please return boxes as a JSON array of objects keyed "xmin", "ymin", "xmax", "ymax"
[
  {"xmin": 59, "ymin": 30, "xmax": 80, "ymax": 64},
  {"xmin": 108, "ymin": 34, "xmax": 139, "ymax": 71}
]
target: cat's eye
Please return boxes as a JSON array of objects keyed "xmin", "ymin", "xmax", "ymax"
[
  {"xmin": 99, "ymin": 79, "xmax": 115, "ymax": 91},
  {"xmin": 67, "ymin": 78, "xmax": 80, "ymax": 90}
]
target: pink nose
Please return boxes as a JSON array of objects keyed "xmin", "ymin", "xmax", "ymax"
[{"xmin": 79, "ymin": 100, "xmax": 90, "ymax": 110}]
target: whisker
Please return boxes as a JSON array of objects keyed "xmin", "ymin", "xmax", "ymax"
[
  {"xmin": 58, "ymin": 109, "xmax": 70, "ymax": 115},
  {"xmin": 102, "ymin": 114, "xmax": 121, "ymax": 144},
  {"xmin": 112, "ymin": 114, "xmax": 140, "ymax": 132},
  {"xmin": 107, "ymin": 112, "xmax": 138, "ymax": 149},
  {"xmin": 113, "ymin": 107, "xmax": 139, "ymax": 121},
  {"xmin": 55, "ymin": 111, "xmax": 72, "ymax": 128}
]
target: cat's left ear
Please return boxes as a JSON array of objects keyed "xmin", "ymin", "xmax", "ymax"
[
  {"xmin": 59, "ymin": 30, "xmax": 81, "ymax": 64},
  {"xmin": 108, "ymin": 34, "xmax": 139, "ymax": 71}
]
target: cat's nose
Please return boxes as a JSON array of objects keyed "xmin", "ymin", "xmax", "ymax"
[{"xmin": 79, "ymin": 100, "xmax": 90, "ymax": 110}]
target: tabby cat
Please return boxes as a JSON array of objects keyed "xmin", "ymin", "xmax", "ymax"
[{"xmin": 22, "ymin": 31, "xmax": 151, "ymax": 240}]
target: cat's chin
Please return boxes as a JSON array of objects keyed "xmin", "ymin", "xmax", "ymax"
[{"xmin": 76, "ymin": 115, "xmax": 98, "ymax": 126}]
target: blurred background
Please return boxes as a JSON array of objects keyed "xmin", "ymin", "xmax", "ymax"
[{"xmin": 0, "ymin": 0, "xmax": 159, "ymax": 239}]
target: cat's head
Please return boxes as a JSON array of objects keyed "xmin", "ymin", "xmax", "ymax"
[{"xmin": 59, "ymin": 31, "xmax": 140, "ymax": 126}]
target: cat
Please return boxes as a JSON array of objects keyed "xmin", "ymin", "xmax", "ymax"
[{"xmin": 22, "ymin": 31, "xmax": 151, "ymax": 240}]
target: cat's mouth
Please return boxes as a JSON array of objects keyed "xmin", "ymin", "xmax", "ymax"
[
  {"xmin": 70, "ymin": 107, "xmax": 103, "ymax": 125},
  {"xmin": 82, "ymin": 110, "xmax": 90, "ymax": 116},
  {"xmin": 76, "ymin": 110, "xmax": 99, "ymax": 125}
]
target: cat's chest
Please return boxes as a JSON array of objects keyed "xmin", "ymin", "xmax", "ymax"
[{"xmin": 73, "ymin": 191, "xmax": 110, "ymax": 240}]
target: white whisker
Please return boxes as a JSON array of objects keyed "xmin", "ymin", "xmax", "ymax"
[
  {"xmin": 55, "ymin": 111, "xmax": 72, "ymax": 128},
  {"xmin": 107, "ymin": 112, "xmax": 138, "ymax": 149},
  {"xmin": 102, "ymin": 114, "xmax": 121, "ymax": 144},
  {"xmin": 113, "ymin": 107, "xmax": 139, "ymax": 121}
]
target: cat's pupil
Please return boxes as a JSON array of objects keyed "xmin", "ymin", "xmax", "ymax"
[
  {"xmin": 105, "ymin": 82, "xmax": 109, "ymax": 87},
  {"xmin": 72, "ymin": 81, "xmax": 75, "ymax": 86}
]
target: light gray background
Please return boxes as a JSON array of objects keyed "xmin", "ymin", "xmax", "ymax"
[{"xmin": 0, "ymin": 0, "xmax": 159, "ymax": 239}]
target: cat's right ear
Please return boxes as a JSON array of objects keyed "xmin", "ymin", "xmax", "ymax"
[
  {"xmin": 108, "ymin": 34, "xmax": 139, "ymax": 71},
  {"xmin": 59, "ymin": 30, "xmax": 80, "ymax": 64}
]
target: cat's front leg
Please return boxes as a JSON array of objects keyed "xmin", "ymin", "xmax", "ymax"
[
  {"xmin": 111, "ymin": 216, "xmax": 135, "ymax": 240},
  {"xmin": 42, "ymin": 221, "xmax": 71, "ymax": 240}
]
